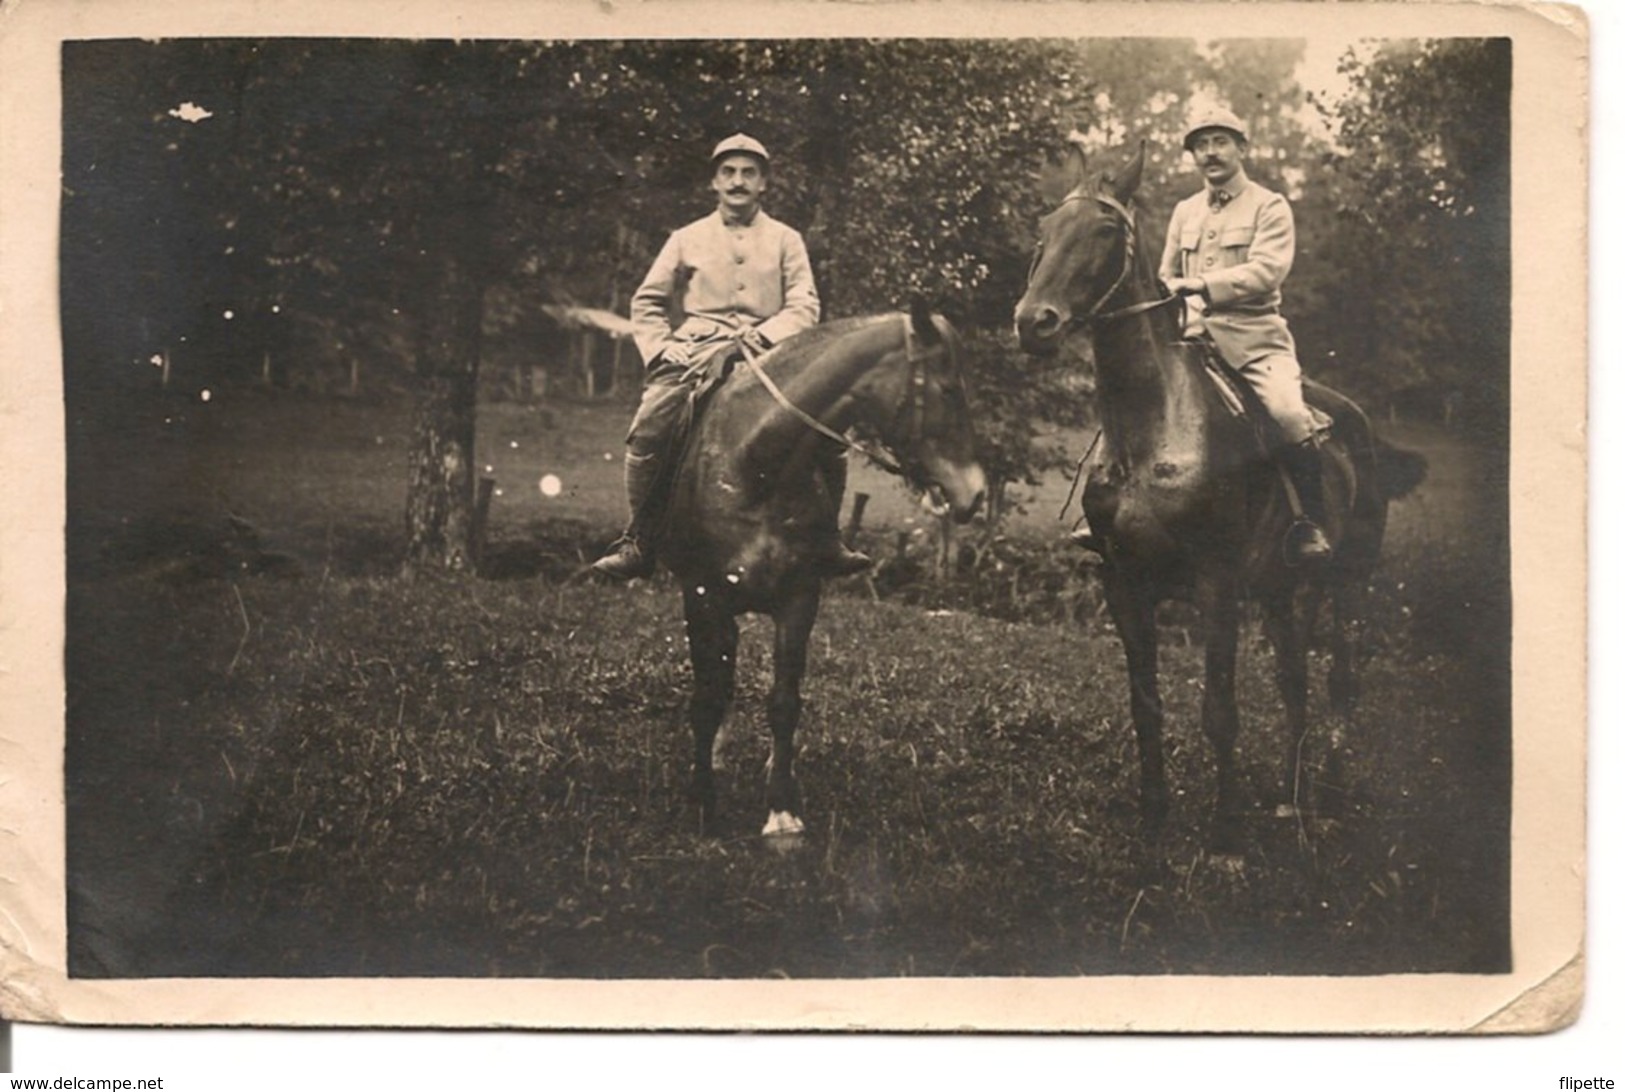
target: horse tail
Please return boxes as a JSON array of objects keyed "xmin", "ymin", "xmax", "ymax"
[
  {"xmin": 1304, "ymin": 377, "xmax": 1427, "ymax": 502},
  {"xmin": 1374, "ymin": 438, "xmax": 1429, "ymax": 501}
]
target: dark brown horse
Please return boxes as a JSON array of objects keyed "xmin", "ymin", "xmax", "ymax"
[
  {"xmin": 657, "ymin": 304, "xmax": 986, "ymax": 837},
  {"xmin": 1014, "ymin": 144, "xmax": 1423, "ymax": 852}
]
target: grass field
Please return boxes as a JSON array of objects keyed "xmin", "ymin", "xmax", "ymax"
[{"xmin": 65, "ymin": 386, "xmax": 1510, "ymax": 979}]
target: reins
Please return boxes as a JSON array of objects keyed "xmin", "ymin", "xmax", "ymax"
[
  {"xmin": 1043, "ymin": 188, "xmax": 1314, "ymax": 561},
  {"xmin": 736, "ymin": 314, "xmax": 940, "ymax": 479},
  {"xmin": 1054, "ymin": 189, "xmax": 1183, "ymax": 328}
]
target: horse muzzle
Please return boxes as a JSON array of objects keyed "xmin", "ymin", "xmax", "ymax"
[
  {"xmin": 926, "ymin": 461, "xmax": 987, "ymax": 524},
  {"xmin": 1013, "ymin": 300, "xmax": 1068, "ymax": 356}
]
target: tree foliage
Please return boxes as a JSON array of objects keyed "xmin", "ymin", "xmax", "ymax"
[
  {"xmin": 1311, "ymin": 38, "xmax": 1511, "ymax": 426},
  {"xmin": 61, "ymin": 37, "xmax": 1512, "ymax": 560}
]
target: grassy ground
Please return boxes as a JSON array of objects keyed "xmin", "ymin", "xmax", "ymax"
[{"xmin": 65, "ymin": 387, "xmax": 1509, "ymax": 978}]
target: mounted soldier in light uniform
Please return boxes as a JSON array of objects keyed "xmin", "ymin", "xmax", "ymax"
[
  {"xmin": 592, "ymin": 133, "xmax": 872, "ymax": 579},
  {"xmin": 1157, "ymin": 107, "xmax": 1334, "ymax": 563}
]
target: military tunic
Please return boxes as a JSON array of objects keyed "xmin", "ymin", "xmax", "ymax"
[
  {"xmin": 625, "ymin": 208, "xmax": 820, "ymax": 455},
  {"xmin": 1158, "ymin": 170, "xmax": 1315, "ymax": 444}
]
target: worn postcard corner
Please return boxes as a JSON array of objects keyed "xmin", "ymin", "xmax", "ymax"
[{"xmin": 1471, "ymin": 954, "xmax": 1585, "ymax": 1034}]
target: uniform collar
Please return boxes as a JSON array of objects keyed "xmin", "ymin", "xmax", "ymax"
[
  {"xmin": 717, "ymin": 205, "xmax": 762, "ymax": 228},
  {"xmin": 1206, "ymin": 169, "xmax": 1250, "ymax": 208}
]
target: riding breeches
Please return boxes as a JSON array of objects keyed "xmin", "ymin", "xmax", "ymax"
[
  {"xmin": 625, "ymin": 362, "xmax": 695, "ymax": 459},
  {"xmin": 1199, "ymin": 310, "xmax": 1316, "ymax": 446},
  {"xmin": 1236, "ymin": 353, "xmax": 1316, "ymax": 446},
  {"xmin": 625, "ymin": 340, "xmax": 742, "ymax": 458}
]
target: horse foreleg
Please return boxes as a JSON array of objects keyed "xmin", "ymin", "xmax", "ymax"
[
  {"xmin": 1196, "ymin": 575, "xmax": 1245, "ymax": 852},
  {"xmin": 764, "ymin": 585, "xmax": 821, "ymax": 837},
  {"xmin": 683, "ymin": 588, "xmax": 738, "ymax": 835},
  {"xmin": 1105, "ymin": 574, "xmax": 1167, "ymax": 832}
]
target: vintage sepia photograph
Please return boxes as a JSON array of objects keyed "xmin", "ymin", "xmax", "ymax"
[{"xmin": 0, "ymin": 0, "xmax": 1587, "ymax": 1035}]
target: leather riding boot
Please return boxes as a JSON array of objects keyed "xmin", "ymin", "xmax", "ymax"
[
  {"xmin": 591, "ymin": 451, "xmax": 661, "ymax": 579},
  {"xmin": 812, "ymin": 448, "xmax": 873, "ymax": 577},
  {"xmin": 1281, "ymin": 440, "xmax": 1334, "ymax": 563}
]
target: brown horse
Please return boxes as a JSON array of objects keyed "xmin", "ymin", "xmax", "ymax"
[
  {"xmin": 656, "ymin": 304, "xmax": 986, "ymax": 838},
  {"xmin": 1014, "ymin": 144, "xmax": 1423, "ymax": 852}
]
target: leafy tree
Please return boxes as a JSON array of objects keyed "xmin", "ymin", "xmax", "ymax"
[{"xmin": 1315, "ymin": 38, "xmax": 1511, "ymax": 426}]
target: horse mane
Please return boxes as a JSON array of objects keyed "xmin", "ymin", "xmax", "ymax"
[
  {"xmin": 771, "ymin": 313, "xmax": 900, "ymax": 365},
  {"xmin": 1124, "ymin": 197, "xmax": 1184, "ymax": 346}
]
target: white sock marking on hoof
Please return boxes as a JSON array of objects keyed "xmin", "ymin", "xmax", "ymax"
[{"xmin": 762, "ymin": 810, "xmax": 805, "ymax": 837}]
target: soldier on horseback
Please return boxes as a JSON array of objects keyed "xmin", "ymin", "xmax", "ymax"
[
  {"xmin": 593, "ymin": 133, "xmax": 872, "ymax": 579},
  {"xmin": 1158, "ymin": 107, "xmax": 1334, "ymax": 562}
]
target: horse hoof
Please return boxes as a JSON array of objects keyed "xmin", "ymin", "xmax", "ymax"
[{"xmin": 762, "ymin": 810, "xmax": 805, "ymax": 837}]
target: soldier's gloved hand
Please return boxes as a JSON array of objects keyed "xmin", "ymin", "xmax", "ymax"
[
  {"xmin": 661, "ymin": 342, "xmax": 695, "ymax": 368},
  {"xmin": 1164, "ymin": 277, "xmax": 1207, "ymax": 298},
  {"xmin": 737, "ymin": 328, "xmax": 771, "ymax": 356}
]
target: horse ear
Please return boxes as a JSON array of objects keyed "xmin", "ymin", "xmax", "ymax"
[
  {"xmin": 909, "ymin": 298, "xmax": 940, "ymax": 344},
  {"xmin": 1105, "ymin": 140, "xmax": 1147, "ymax": 205},
  {"xmin": 1063, "ymin": 128, "xmax": 1089, "ymax": 189}
]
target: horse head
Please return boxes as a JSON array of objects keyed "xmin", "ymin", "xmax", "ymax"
[
  {"xmin": 1014, "ymin": 141, "xmax": 1147, "ymax": 355},
  {"xmin": 883, "ymin": 303, "xmax": 987, "ymax": 523}
]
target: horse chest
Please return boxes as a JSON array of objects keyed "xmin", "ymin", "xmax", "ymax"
[{"xmin": 1092, "ymin": 455, "xmax": 1239, "ymax": 561}]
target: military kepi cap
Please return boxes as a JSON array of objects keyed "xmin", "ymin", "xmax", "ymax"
[
  {"xmin": 711, "ymin": 133, "xmax": 770, "ymax": 166},
  {"xmin": 1182, "ymin": 107, "xmax": 1248, "ymax": 151}
]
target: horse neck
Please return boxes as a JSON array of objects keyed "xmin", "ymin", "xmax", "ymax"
[
  {"xmin": 738, "ymin": 317, "xmax": 904, "ymax": 473},
  {"xmin": 1091, "ymin": 250, "xmax": 1210, "ymax": 468}
]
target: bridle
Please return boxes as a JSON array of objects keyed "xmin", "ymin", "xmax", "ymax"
[
  {"xmin": 1040, "ymin": 189, "xmax": 1182, "ymax": 330},
  {"xmin": 737, "ymin": 313, "xmax": 947, "ymax": 481}
]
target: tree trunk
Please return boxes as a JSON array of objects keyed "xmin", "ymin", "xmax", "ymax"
[{"xmin": 404, "ymin": 260, "xmax": 485, "ymax": 572}]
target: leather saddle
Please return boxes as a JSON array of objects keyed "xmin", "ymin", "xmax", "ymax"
[
  {"xmin": 1178, "ymin": 335, "xmax": 1334, "ymax": 443},
  {"xmin": 640, "ymin": 343, "xmax": 744, "ymax": 535}
]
